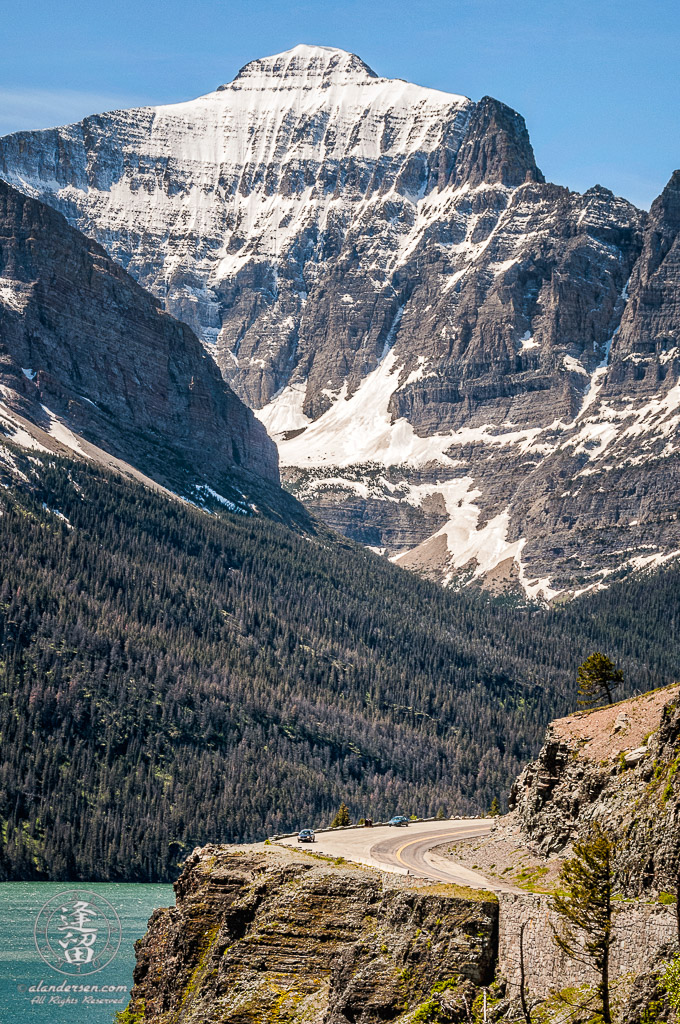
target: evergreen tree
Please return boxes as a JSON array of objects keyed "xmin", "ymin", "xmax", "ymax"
[
  {"xmin": 0, "ymin": 447, "xmax": 678, "ymax": 881},
  {"xmin": 577, "ymin": 653, "xmax": 623, "ymax": 708},
  {"xmin": 489, "ymin": 797, "xmax": 500, "ymax": 817},
  {"xmin": 552, "ymin": 824, "xmax": 617, "ymax": 1024},
  {"xmin": 330, "ymin": 803, "xmax": 352, "ymax": 828}
]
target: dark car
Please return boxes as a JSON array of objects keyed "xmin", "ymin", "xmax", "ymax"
[
  {"xmin": 297, "ymin": 829, "xmax": 315, "ymax": 843},
  {"xmin": 387, "ymin": 816, "xmax": 408, "ymax": 826}
]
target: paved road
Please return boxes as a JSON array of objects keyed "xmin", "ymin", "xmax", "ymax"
[{"xmin": 275, "ymin": 818, "xmax": 513, "ymax": 892}]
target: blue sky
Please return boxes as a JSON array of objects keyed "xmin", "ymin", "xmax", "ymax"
[{"xmin": 2, "ymin": 0, "xmax": 678, "ymax": 209}]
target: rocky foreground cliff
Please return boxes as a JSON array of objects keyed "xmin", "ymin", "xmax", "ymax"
[
  {"xmin": 441, "ymin": 684, "xmax": 680, "ymax": 898},
  {"xmin": 506, "ymin": 683, "xmax": 680, "ymax": 893},
  {"xmin": 121, "ymin": 841, "xmax": 677, "ymax": 1024},
  {"xmin": 123, "ymin": 845, "xmax": 499, "ymax": 1024},
  {"xmin": 122, "ymin": 689, "xmax": 680, "ymax": 1023}
]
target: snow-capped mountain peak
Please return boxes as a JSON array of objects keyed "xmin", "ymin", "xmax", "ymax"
[
  {"xmin": 224, "ymin": 44, "xmax": 379, "ymax": 90},
  {"xmin": 2, "ymin": 50, "xmax": 677, "ymax": 599}
]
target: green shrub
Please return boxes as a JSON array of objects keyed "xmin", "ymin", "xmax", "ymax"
[
  {"xmin": 411, "ymin": 998, "xmax": 439, "ymax": 1023},
  {"xmin": 115, "ymin": 1004, "xmax": 145, "ymax": 1024},
  {"xmin": 662, "ymin": 953, "xmax": 680, "ymax": 1013},
  {"xmin": 640, "ymin": 998, "xmax": 665, "ymax": 1024},
  {"xmin": 430, "ymin": 978, "xmax": 459, "ymax": 995}
]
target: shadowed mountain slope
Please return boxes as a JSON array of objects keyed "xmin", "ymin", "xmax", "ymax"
[{"xmin": 0, "ymin": 178, "xmax": 288, "ymax": 516}]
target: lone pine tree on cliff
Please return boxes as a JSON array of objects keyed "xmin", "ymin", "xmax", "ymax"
[
  {"xmin": 577, "ymin": 652, "xmax": 623, "ymax": 708},
  {"xmin": 552, "ymin": 823, "xmax": 617, "ymax": 1024}
]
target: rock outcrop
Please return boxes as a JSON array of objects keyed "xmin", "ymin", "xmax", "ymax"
[
  {"xmin": 616, "ymin": 169, "xmax": 680, "ymax": 367},
  {"xmin": 2, "ymin": 46, "xmax": 680, "ymax": 594},
  {"xmin": 124, "ymin": 844, "xmax": 498, "ymax": 1024},
  {"xmin": 0, "ymin": 178, "xmax": 281, "ymax": 510},
  {"xmin": 498, "ymin": 892, "xmax": 675, "ymax": 1002},
  {"xmin": 124, "ymin": 817, "xmax": 678, "ymax": 1023},
  {"xmin": 508, "ymin": 684, "xmax": 680, "ymax": 894},
  {"xmin": 121, "ymin": 685, "xmax": 680, "ymax": 1022}
]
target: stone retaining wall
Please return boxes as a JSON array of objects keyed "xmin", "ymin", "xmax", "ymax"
[{"xmin": 498, "ymin": 893, "xmax": 676, "ymax": 999}]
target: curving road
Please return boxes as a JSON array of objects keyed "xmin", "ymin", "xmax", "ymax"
[{"xmin": 275, "ymin": 818, "xmax": 514, "ymax": 892}]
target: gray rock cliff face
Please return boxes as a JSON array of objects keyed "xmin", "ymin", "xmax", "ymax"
[
  {"xmin": 122, "ymin": 823, "xmax": 676, "ymax": 1024},
  {"xmin": 507, "ymin": 685, "xmax": 680, "ymax": 895},
  {"xmin": 1, "ymin": 46, "xmax": 678, "ymax": 594},
  {"xmin": 123, "ymin": 844, "xmax": 498, "ymax": 1024},
  {"xmin": 616, "ymin": 169, "xmax": 680, "ymax": 368},
  {"xmin": 0, "ymin": 178, "xmax": 279, "ymax": 505},
  {"xmin": 283, "ymin": 170, "xmax": 680, "ymax": 597}
]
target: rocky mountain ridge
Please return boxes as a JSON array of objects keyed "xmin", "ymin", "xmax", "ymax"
[
  {"xmin": 1, "ymin": 46, "xmax": 679, "ymax": 595},
  {"xmin": 0, "ymin": 177, "xmax": 284, "ymax": 513}
]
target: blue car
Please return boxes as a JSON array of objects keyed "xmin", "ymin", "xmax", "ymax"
[
  {"xmin": 297, "ymin": 829, "xmax": 315, "ymax": 843},
  {"xmin": 387, "ymin": 816, "xmax": 409, "ymax": 826}
]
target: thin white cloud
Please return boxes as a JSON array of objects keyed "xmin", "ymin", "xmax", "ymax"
[{"xmin": 0, "ymin": 87, "xmax": 147, "ymax": 136}]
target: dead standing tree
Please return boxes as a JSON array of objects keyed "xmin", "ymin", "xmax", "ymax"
[{"xmin": 519, "ymin": 921, "xmax": 532, "ymax": 1024}]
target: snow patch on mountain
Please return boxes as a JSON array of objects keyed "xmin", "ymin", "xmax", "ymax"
[
  {"xmin": 41, "ymin": 405, "xmax": 88, "ymax": 456},
  {"xmin": 0, "ymin": 402, "xmax": 51, "ymax": 453},
  {"xmin": 271, "ymin": 350, "xmax": 455, "ymax": 468},
  {"xmin": 266, "ymin": 349, "xmax": 548, "ymax": 470},
  {"xmin": 390, "ymin": 478, "xmax": 564, "ymax": 601},
  {"xmin": 256, "ymin": 383, "xmax": 310, "ymax": 439},
  {"xmin": 0, "ymin": 278, "xmax": 32, "ymax": 312},
  {"xmin": 566, "ymin": 378, "xmax": 680, "ymax": 465}
]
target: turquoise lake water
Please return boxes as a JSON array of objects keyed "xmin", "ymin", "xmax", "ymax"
[{"xmin": 0, "ymin": 882, "xmax": 174, "ymax": 1024}]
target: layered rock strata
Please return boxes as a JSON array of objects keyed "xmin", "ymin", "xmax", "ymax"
[
  {"xmin": 0, "ymin": 178, "xmax": 281, "ymax": 510},
  {"xmin": 2, "ymin": 47, "xmax": 680, "ymax": 592},
  {"xmin": 124, "ymin": 834, "xmax": 677, "ymax": 1023},
  {"xmin": 125, "ymin": 844, "xmax": 498, "ymax": 1024}
]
